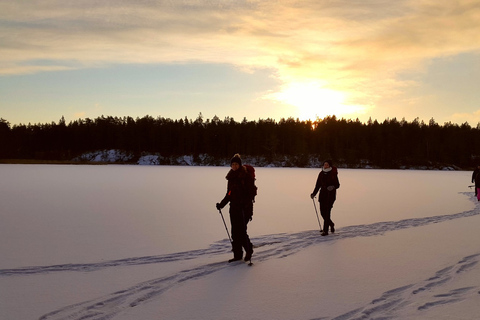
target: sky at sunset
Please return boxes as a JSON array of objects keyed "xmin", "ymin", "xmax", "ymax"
[{"xmin": 1, "ymin": 0, "xmax": 480, "ymax": 126}]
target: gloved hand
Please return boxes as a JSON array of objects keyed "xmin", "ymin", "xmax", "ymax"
[
  {"xmin": 310, "ymin": 193, "xmax": 315, "ymax": 199},
  {"xmin": 327, "ymin": 185, "xmax": 335, "ymax": 191},
  {"xmin": 216, "ymin": 203, "xmax": 221, "ymax": 210}
]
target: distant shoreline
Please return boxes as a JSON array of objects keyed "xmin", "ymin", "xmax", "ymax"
[{"xmin": 0, "ymin": 158, "xmax": 469, "ymax": 171}]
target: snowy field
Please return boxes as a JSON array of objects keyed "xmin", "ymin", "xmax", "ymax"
[{"xmin": 1, "ymin": 165, "xmax": 479, "ymax": 320}]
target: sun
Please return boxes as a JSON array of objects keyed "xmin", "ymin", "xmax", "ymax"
[{"xmin": 269, "ymin": 81, "xmax": 355, "ymax": 121}]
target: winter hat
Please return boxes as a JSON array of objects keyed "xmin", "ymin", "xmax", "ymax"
[
  {"xmin": 231, "ymin": 153, "xmax": 242, "ymax": 166},
  {"xmin": 324, "ymin": 159, "xmax": 333, "ymax": 167}
]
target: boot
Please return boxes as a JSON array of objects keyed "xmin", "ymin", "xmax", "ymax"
[
  {"xmin": 244, "ymin": 249, "xmax": 253, "ymax": 262},
  {"xmin": 228, "ymin": 256, "xmax": 243, "ymax": 263}
]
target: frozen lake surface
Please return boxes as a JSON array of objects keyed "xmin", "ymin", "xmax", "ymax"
[
  {"xmin": 1, "ymin": 164, "xmax": 478, "ymax": 320},
  {"xmin": 0, "ymin": 164, "xmax": 472, "ymax": 269}
]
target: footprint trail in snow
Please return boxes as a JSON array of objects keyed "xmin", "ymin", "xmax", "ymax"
[{"xmin": 1, "ymin": 192, "xmax": 479, "ymax": 320}]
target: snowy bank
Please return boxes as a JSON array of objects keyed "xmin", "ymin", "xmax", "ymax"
[{"xmin": 74, "ymin": 149, "xmax": 460, "ymax": 170}]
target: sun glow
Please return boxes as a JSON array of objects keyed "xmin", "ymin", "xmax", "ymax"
[{"xmin": 268, "ymin": 81, "xmax": 358, "ymax": 121}]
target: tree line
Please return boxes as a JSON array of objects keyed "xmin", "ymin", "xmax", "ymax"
[{"xmin": 1, "ymin": 114, "xmax": 479, "ymax": 168}]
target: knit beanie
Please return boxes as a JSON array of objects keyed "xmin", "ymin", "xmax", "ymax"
[{"xmin": 231, "ymin": 153, "xmax": 242, "ymax": 166}]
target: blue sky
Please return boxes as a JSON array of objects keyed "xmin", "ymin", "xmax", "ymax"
[
  {"xmin": 1, "ymin": 0, "xmax": 480, "ymax": 126},
  {"xmin": 1, "ymin": 63, "xmax": 283, "ymax": 124}
]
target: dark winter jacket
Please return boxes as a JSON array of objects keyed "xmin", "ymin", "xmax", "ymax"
[
  {"xmin": 473, "ymin": 168, "xmax": 480, "ymax": 186},
  {"xmin": 218, "ymin": 166, "xmax": 250, "ymax": 208},
  {"xmin": 312, "ymin": 166, "xmax": 340, "ymax": 205},
  {"xmin": 475, "ymin": 171, "xmax": 480, "ymax": 188}
]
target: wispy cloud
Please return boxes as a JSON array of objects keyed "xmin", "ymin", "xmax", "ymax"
[
  {"xmin": 451, "ymin": 109, "xmax": 480, "ymax": 126},
  {"xmin": 74, "ymin": 111, "xmax": 86, "ymax": 119},
  {"xmin": 2, "ymin": 0, "xmax": 480, "ymax": 120}
]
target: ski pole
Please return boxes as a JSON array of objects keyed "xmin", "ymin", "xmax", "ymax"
[
  {"xmin": 312, "ymin": 197, "xmax": 322, "ymax": 232},
  {"xmin": 218, "ymin": 208, "xmax": 232, "ymax": 244}
]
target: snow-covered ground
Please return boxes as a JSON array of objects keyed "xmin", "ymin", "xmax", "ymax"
[
  {"xmin": 75, "ymin": 149, "xmax": 459, "ymax": 170},
  {"xmin": 0, "ymin": 165, "xmax": 478, "ymax": 320}
]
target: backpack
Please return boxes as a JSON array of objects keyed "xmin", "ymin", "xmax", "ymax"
[{"xmin": 243, "ymin": 164, "xmax": 258, "ymax": 201}]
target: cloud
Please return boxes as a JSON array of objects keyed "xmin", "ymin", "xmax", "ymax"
[
  {"xmin": 2, "ymin": 0, "xmax": 480, "ymax": 121},
  {"xmin": 451, "ymin": 109, "xmax": 480, "ymax": 126},
  {"xmin": 2, "ymin": 1, "xmax": 479, "ymax": 72},
  {"xmin": 74, "ymin": 111, "xmax": 86, "ymax": 119}
]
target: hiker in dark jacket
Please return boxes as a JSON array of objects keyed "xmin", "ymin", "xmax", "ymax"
[
  {"xmin": 311, "ymin": 160, "xmax": 340, "ymax": 236},
  {"xmin": 472, "ymin": 165, "xmax": 480, "ymax": 196},
  {"xmin": 216, "ymin": 154, "xmax": 254, "ymax": 262}
]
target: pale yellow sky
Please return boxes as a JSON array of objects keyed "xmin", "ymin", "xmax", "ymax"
[{"xmin": 1, "ymin": 0, "xmax": 480, "ymax": 125}]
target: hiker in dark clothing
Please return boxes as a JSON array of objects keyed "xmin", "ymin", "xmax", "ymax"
[
  {"xmin": 311, "ymin": 160, "xmax": 340, "ymax": 236},
  {"xmin": 216, "ymin": 154, "xmax": 254, "ymax": 262},
  {"xmin": 472, "ymin": 165, "xmax": 480, "ymax": 197}
]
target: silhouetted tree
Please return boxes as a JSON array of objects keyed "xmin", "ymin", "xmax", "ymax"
[{"xmin": 2, "ymin": 114, "xmax": 479, "ymax": 168}]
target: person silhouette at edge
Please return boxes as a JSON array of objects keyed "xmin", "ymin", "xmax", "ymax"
[
  {"xmin": 472, "ymin": 165, "xmax": 480, "ymax": 197},
  {"xmin": 311, "ymin": 159, "xmax": 340, "ymax": 236}
]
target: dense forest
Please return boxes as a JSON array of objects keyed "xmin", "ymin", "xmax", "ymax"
[{"xmin": 1, "ymin": 114, "xmax": 479, "ymax": 169}]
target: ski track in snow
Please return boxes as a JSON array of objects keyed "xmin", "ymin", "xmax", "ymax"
[
  {"xmin": 1, "ymin": 192, "xmax": 479, "ymax": 320},
  {"xmin": 331, "ymin": 253, "xmax": 480, "ymax": 320}
]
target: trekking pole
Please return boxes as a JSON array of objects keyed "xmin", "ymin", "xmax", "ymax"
[
  {"xmin": 218, "ymin": 208, "xmax": 233, "ymax": 244},
  {"xmin": 312, "ymin": 197, "xmax": 322, "ymax": 233}
]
